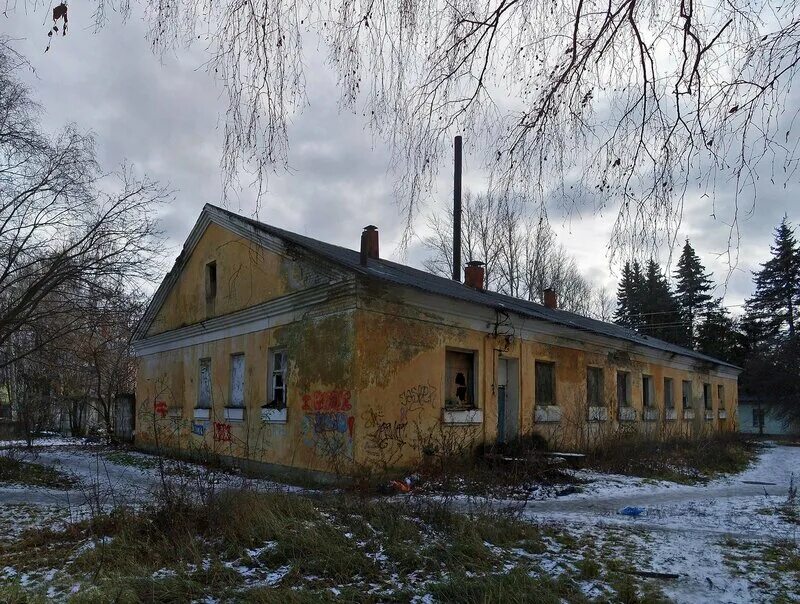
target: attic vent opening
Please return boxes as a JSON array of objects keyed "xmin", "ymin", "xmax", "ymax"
[{"xmin": 205, "ymin": 261, "xmax": 217, "ymax": 301}]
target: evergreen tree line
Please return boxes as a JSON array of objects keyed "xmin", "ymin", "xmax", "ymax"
[{"xmin": 614, "ymin": 217, "xmax": 800, "ymax": 425}]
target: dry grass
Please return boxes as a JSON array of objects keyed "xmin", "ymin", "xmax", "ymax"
[
  {"xmin": 0, "ymin": 490, "xmax": 669, "ymax": 603},
  {"xmin": 583, "ymin": 431, "xmax": 759, "ymax": 483}
]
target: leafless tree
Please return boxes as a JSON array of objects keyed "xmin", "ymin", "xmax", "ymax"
[
  {"xmin": 60, "ymin": 0, "xmax": 797, "ymax": 258},
  {"xmin": 0, "ymin": 40, "xmax": 166, "ymax": 370},
  {"xmin": 424, "ymin": 191, "xmax": 594, "ymax": 313}
]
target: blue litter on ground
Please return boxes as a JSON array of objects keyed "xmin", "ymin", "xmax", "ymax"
[{"xmin": 619, "ymin": 506, "xmax": 645, "ymax": 517}]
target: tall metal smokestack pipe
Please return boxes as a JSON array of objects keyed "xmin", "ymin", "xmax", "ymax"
[{"xmin": 452, "ymin": 135, "xmax": 462, "ymax": 282}]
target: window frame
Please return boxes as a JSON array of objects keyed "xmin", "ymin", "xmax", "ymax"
[
  {"xmin": 717, "ymin": 384, "xmax": 725, "ymax": 408},
  {"xmin": 586, "ymin": 366, "xmax": 604, "ymax": 407},
  {"xmin": 228, "ymin": 353, "xmax": 245, "ymax": 408},
  {"xmin": 642, "ymin": 374, "xmax": 655, "ymax": 408},
  {"xmin": 444, "ymin": 348, "xmax": 478, "ymax": 410},
  {"xmin": 664, "ymin": 377, "xmax": 675, "ymax": 409},
  {"xmin": 197, "ymin": 357, "xmax": 212, "ymax": 409},
  {"xmin": 681, "ymin": 380, "xmax": 693, "ymax": 409},
  {"xmin": 703, "ymin": 383, "xmax": 712, "ymax": 410},
  {"xmin": 535, "ymin": 360, "xmax": 557, "ymax": 407},
  {"xmin": 266, "ymin": 348, "xmax": 288, "ymax": 410},
  {"xmin": 205, "ymin": 261, "xmax": 217, "ymax": 301},
  {"xmin": 616, "ymin": 371, "xmax": 632, "ymax": 407}
]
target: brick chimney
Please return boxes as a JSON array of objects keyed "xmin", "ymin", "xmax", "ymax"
[
  {"xmin": 360, "ymin": 225, "xmax": 379, "ymax": 266},
  {"xmin": 543, "ymin": 288, "xmax": 558, "ymax": 309},
  {"xmin": 464, "ymin": 261, "xmax": 485, "ymax": 291}
]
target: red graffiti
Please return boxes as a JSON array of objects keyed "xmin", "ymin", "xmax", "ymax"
[
  {"xmin": 154, "ymin": 400, "xmax": 168, "ymax": 418},
  {"xmin": 302, "ymin": 390, "xmax": 351, "ymax": 412},
  {"xmin": 213, "ymin": 422, "xmax": 232, "ymax": 442}
]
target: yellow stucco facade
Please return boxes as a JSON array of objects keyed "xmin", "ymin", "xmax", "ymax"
[{"xmin": 133, "ymin": 207, "xmax": 740, "ymax": 479}]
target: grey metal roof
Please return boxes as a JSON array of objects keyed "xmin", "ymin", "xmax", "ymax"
[{"xmin": 209, "ymin": 204, "xmax": 740, "ymax": 370}]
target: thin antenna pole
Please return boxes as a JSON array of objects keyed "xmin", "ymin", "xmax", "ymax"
[{"xmin": 453, "ymin": 135, "xmax": 462, "ymax": 282}]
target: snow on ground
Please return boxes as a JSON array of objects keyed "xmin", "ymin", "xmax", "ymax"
[
  {"xmin": 1, "ymin": 439, "xmax": 798, "ymax": 602},
  {"xmin": 522, "ymin": 443, "xmax": 800, "ymax": 603}
]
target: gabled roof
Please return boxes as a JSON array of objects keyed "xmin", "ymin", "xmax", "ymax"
[{"xmin": 138, "ymin": 204, "xmax": 740, "ymax": 371}]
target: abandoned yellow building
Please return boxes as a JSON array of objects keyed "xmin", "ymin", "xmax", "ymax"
[{"xmin": 132, "ymin": 204, "xmax": 740, "ymax": 479}]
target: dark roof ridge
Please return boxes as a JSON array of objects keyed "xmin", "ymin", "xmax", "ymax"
[{"xmin": 205, "ymin": 204, "xmax": 740, "ymax": 371}]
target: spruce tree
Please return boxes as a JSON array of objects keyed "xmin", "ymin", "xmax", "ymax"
[
  {"xmin": 696, "ymin": 300, "xmax": 744, "ymax": 365},
  {"xmin": 745, "ymin": 217, "xmax": 800, "ymax": 341},
  {"xmin": 641, "ymin": 259, "xmax": 686, "ymax": 345},
  {"xmin": 674, "ymin": 239, "xmax": 714, "ymax": 348},
  {"xmin": 615, "ymin": 261, "xmax": 645, "ymax": 329}
]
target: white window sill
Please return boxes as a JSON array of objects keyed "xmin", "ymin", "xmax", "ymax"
[
  {"xmin": 618, "ymin": 407, "xmax": 637, "ymax": 422},
  {"xmin": 587, "ymin": 406, "xmax": 608, "ymax": 422},
  {"xmin": 535, "ymin": 406, "xmax": 562, "ymax": 423},
  {"xmin": 683, "ymin": 409, "xmax": 696, "ymax": 420},
  {"xmin": 261, "ymin": 408, "xmax": 287, "ymax": 423},
  {"xmin": 442, "ymin": 408, "xmax": 483, "ymax": 425},
  {"xmin": 718, "ymin": 410, "xmax": 728, "ymax": 420},
  {"xmin": 665, "ymin": 409, "xmax": 678, "ymax": 421},
  {"xmin": 643, "ymin": 408, "xmax": 659, "ymax": 422},
  {"xmin": 704, "ymin": 410, "xmax": 715, "ymax": 420},
  {"xmin": 193, "ymin": 408, "xmax": 211, "ymax": 420},
  {"xmin": 223, "ymin": 407, "xmax": 245, "ymax": 422}
]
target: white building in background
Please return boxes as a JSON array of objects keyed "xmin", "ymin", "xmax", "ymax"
[{"xmin": 738, "ymin": 394, "xmax": 798, "ymax": 437}]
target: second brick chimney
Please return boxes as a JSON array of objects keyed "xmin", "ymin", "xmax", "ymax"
[
  {"xmin": 464, "ymin": 261, "xmax": 485, "ymax": 291},
  {"xmin": 360, "ymin": 225, "xmax": 379, "ymax": 265},
  {"xmin": 543, "ymin": 288, "xmax": 558, "ymax": 309}
]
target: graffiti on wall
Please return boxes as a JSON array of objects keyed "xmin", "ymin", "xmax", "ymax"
[
  {"xmin": 362, "ymin": 383, "xmax": 437, "ymax": 464},
  {"xmin": 302, "ymin": 390, "xmax": 351, "ymax": 412},
  {"xmin": 213, "ymin": 422, "xmax": 232, "ymax": 442},
  {"xmin": 300, "ymin": 390, "xmax": 354, "ymax": 459},
  {"xmin": 154, "ymin": 400, "xmax": 168, "ymax": 418},
  {"xmin": 398, "ymin": 383, "xmax": 436, "ymax": 421}
]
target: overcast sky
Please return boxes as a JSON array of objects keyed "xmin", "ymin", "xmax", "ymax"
[{"xmin": 3, "ymin": 7, "xmax": 797, "ymax": 312}]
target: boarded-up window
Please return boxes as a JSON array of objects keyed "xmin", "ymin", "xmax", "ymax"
[
  {"xmin": 586, "ymin": 367, "xmax": 604, "ymax": 406},
  {"xmin": 664, "ymin": 378, "xmax": 674, "ymax": 409},
  {"xmin": 682, "ymin": 380, "xmax": 692, "ymax": 409},
  {"xmin": 642, "ymin": 375, "xmax": 654, "ymax": 407},
  {"xmin": 703, "ymin": 383, "xmax": 712, "ymax": 410},
  {"xmin": 717, "ymin": 384, "xmax": 724, "ymax": 407},
  {"xmin": 229, "ymin": 354, "xmax": 245, "ymax": 407},
  {"xmin": 536, "ymin": 361, "xmax": 556, "ymax": 407},
  {"xmin": 617, "ymin": 371, "xmax": 631, "ymax": 406},
  {"xmin": 198, "ymin": 358, "xmax": 212, "ymax": 408},
  {"xmin": 267, "ymin": 349, "xmax": 288, "ymax": 409},
  {"xmin": 445, "ymin": 350, "xmax": 475, "ymax": 409}
]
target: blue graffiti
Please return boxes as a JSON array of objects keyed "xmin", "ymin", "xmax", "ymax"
[{"xmin": 191, "ymin": 422, "xmax": 206, "ymax": 436}]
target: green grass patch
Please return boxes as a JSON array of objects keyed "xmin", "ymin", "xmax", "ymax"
[
  {"xmin": 0, "ymin": 456, "xmax": 76, "ymax": 489},
  {"xmin": 104, "ymin": 451, "xmax": 161, "ymax": 471}
]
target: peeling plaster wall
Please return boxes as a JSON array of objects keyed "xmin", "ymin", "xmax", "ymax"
[
  {"xmin": 147, "ymin": 222, "xmax": 330, "ymax": 337},
  {"xmin": 351, "ymin": 284, "xmax": 740, "ymax": 468},
  {"xmin": 136, "ymin": 221, "xmax": 739, "ymax": 478},
  {"xmin": 136, "ymin": 310, "xmax": 358, "ymax": 474}
]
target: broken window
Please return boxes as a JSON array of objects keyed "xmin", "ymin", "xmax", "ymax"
[
  {"xmin": 616, "ymin": 371, "xmax": 631, "ymax": 406},
  {"xmin": 197, "ymin": 358, "xmax": 212, "ymax": 408},
  {"xmin": 445, "ymin": 350, "xmax": 475, "ymax": 409},
  {"xmin": 682, "ymin": 380, "xmax": 692, "ymax": 409},
  {"xmin": 535, "ymin": 361, "xmax": 556, "ymax": 407},
  {"xmin": 205, "ymin": 261, "xmax": 217, "ymax": 301},
  {"xmin": 229, "ymin": 354, "xmax": 245, "ymax": 408},
  {"xmin": 664, "ymin": 378, "xmax": 674, "ymax": 409},
  {"xmin": 642, "ymin": 375, "xmax": 654, "ymax": 407},
  {"xmin": 703, "ymin": 383, "xmax": 712, "ymax": 410},
  {"xmin": 586, "ymin": 367, "xmax": 604, "ymax": 406},
  {"xmin": 267, "ymin": 349, "xmax": 288, "ymax": 409}
]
